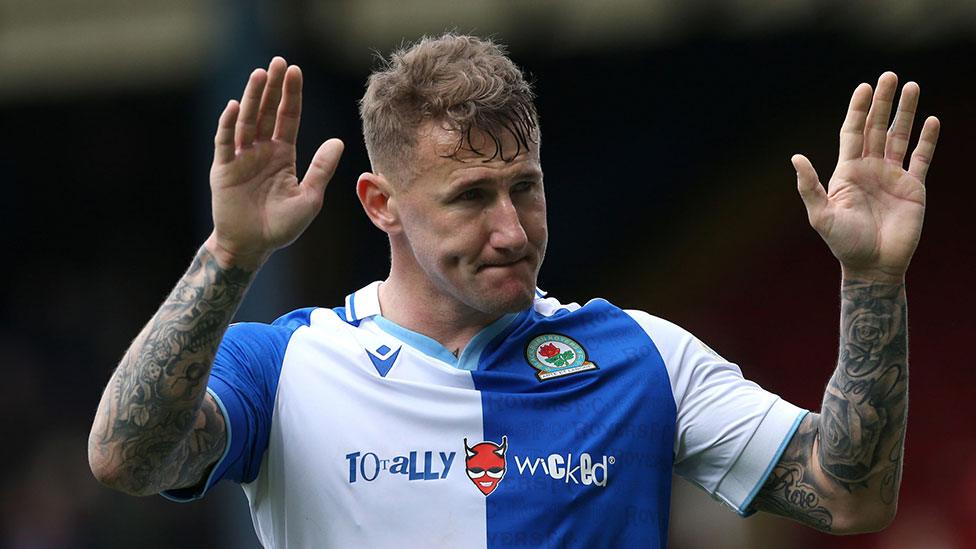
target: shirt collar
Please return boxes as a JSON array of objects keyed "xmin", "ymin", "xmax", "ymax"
[
  {"xmin": 343, "ymin": 281, "xmax": 383, "ymax": 322},
  {"xmin": 343, "ymin": 281, "xmax": 548, "ymax": 323}
]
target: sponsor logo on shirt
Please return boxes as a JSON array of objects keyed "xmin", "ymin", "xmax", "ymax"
[
  {"xmin": 345, "ymin": 450, "xmax": 455, "ymax": 483},
  {"xmin": 463, "ymin": 436, "xmax": 508, "ymax": 496},
  {"xmin": 512, "ymin": 452, "xmax": 613, "ymax": 487},
  {"xmin": 525, "ymin": 333, "xmax": 598, "ymax": 381},
  {"xmin": 345, "ymin": 437, "xmax": 614, "ymax": 492}
]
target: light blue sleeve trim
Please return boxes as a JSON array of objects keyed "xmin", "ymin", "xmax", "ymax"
[
  {"xmin": 373, "ymin": 315, "xmax": 459, "ymax": 367},
  {"xmin": 736, "ymin": 407, "xmax": 809, "ymax": 516},
  {"xmin": 159, "ymin": 387, "xmax": 234, "ymax": 503}
]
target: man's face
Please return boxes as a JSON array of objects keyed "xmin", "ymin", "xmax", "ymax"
[{"xmin": 392, "ymin": 122, "xmax": 547, "ymax": 317}]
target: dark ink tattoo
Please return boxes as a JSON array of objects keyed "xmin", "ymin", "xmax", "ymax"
[
  {"xmin": 819, "ymin": 281, "xmax": 907, "ymax": 488},
  {"xmin": 754, "ymin": 279, "xmax": 908, "ymax": 532},
  {"xmin": 754, "ymin": 417, "xmax": 834, "ymax": 530},
  {"xmin": 879, "ymin": 430, "xmax": 904, "ymax": 505},
  {"xmin": 759, "ymin": 465, "xmax": 834, "ymax": 530},
  {"xmin": 89, "ymin": 246, "xmax": 253, "ymax": 495}
]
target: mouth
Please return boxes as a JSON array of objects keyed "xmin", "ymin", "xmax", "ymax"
[
  {"xmin": 479, "ymin": 481, "xmax": 494, "ymax": 487},
  {"xmin": 477, "ymin": 257, "xmax": 529, "ymax": 272}
]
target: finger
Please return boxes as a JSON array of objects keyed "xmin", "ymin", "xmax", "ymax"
[
  {"xmin": 839, "ymin": 83, "xmax": 873, "ymax": 162},
  {"xmin": 302, "ymin": 139, "xmax": 345, "ymax": 202},
  {"xmin": 792, "ymin": 154, "xmax": 827, "ymax": 221},
  {"xmin": 274, "ymin": 65, "xmax": 303, "ymax": 144},
  {"xmin": 908, "ymin": 116, "xmax": 941, "ymax": 182},
  {"xmin": 884, "ymin": 82, "xmax": 920, "ymax": 165},
  {"xmin": 214, "ymin": 100, "xmax": 240, "ymax": 164},
  {"xmin": 256, "ymin": 57, "xmax": 287, "ymax": 141},
  {"xmin": 236, "ymin": 68, "xmax": 268, "ymax": 148},
  {"xmin": 862, "ymin": 72, "xmax": 898, "ymax": 158}
]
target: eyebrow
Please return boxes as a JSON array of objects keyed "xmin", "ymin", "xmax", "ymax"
[{"xmin": 447, "ymin": 168, "xmax": 543, "ymax": 192}]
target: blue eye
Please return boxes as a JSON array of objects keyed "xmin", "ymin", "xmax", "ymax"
[{"xmin": 513, "ymin": 181, "xmax": 535, "ymax": 192}]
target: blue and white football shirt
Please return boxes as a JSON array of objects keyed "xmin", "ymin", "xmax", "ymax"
[{"xmin": 163, "ymin": 281, "xmax": 807, "ymax": 548}]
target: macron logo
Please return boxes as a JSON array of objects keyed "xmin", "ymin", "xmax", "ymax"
[{"xmin": 366, "ymin": 345, "xmax": 401, "ymax": 377}]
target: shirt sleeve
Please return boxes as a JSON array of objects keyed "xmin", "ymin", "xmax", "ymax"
[
  {"xmin": 626, "ymin": 310, "xmax": 808, "ymax": 515},
  {"xmin": 161, "ymin": 308, "xmax": 313, "ymax": 502}
]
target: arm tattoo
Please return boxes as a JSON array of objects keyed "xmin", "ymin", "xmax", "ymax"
[
  {"xmin": 754, "ymin": 279, "xmax": 908, "ymax": 531},
  {"xmin": 89, "ymin": 246, "xmax": 254, "ymax": 495},
  {"xmin": 820, "ymin": 280, "xmax": 907, "ymax": 492},
  {"xmin": 754, "ymin": 417, "xmax": 834, "ymax": 530}
]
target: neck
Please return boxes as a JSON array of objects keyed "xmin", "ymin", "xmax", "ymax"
[{"xmin": 378, "ymin": 271, "xmax": 503, "ymax": 357}]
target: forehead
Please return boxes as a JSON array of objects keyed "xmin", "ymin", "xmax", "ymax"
[{"xmin": 410, "ymin": 120, "xmax": 541, "ymax": 184}]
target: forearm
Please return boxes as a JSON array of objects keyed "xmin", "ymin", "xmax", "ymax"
[
  {"xmin": 88, "ymin": 241, "xmax": 255, "ymax": 495},
  {"xmin": 754, "ymin": 277, "xmax": 908, "ymax": 533},
  {"xmin": 818, "ymin": 276, "xmax": 908, "ymax": 510}
]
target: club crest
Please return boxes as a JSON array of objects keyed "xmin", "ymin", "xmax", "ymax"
[{"xmin": 525, "ymin": 334, "xmax": 598, "ymax": 381}]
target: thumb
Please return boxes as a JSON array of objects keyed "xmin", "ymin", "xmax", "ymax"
[
  {"xmin": 791, "ymin": 154, "xmax": 827, "ymax": 219},
  {"xmin": 302, "ymin": 138, "xmax": 345, "ymax": 201}
]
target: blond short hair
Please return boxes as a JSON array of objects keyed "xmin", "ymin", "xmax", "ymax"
[{"xmin": 359, "ymin": 33, "xmax": 540, "ymax": 182}]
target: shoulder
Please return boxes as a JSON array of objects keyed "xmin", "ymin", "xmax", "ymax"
[
  {"xmin": 225, "ymin": 306, "xmax": 346, "ymax": 340},
  {"xmin": 531, "ymin": 294, "xmax": 633, "ymax": 320},
  {"xmin": 528, "ymin": 294, "xmax": 708, "ymax": 367},
  {"xmin": 531, "ymin": 295, "xmax": 732, "ymax": 384},
  {"xmin": 620, "ymin": 309, "xmax": 709, "ymax": 357},
  {"xmin": 531, "ymin": 294, "xmax": 696, "ymax": 347},
  {"xmin": 216, "ymin": 306, "xmax": 349, "ymax": 371},
  {"xmin": 621, "ymin": 309, "xmax": 690, "ymax": 338}
]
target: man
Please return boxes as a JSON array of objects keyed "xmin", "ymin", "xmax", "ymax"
[{"xmin": 88, "ymin": 34, "xmax": 939, "ymax": 547}]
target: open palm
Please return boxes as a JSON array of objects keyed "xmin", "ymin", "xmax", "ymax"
[
  {"xmin": 209, "ymin": 57, "xmax": 344, "ymax": 268},
  {"xmin": 793, "ymin": 73, "xmax": 940, "ymax": 282}
]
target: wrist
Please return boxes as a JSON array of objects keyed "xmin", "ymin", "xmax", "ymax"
[
  {"xmin": 840, "ymin": 265, "xmax": 905, "ymax": 286},
  {"xmin": 204, "ymin": 233, "xmax": 270, "ymax": 272}
]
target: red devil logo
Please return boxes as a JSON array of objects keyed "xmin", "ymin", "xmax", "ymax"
[{"xmin": 463, "ymin": 436, "xmax": 508, "ymax": 496}]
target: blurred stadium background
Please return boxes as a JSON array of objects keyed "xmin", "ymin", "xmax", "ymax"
[{"xmin": 2, "ymin": 0, "xmax": 974, "ymax": 547}]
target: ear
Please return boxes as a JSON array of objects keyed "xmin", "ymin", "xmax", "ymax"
[{"xmin": 356, "ymin": 172, "xmax": 401, "ymax": 234}]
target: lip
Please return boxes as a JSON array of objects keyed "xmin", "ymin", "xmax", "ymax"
[{"xmin": 477, "ymin": 257, "xmax": 529, "ymax": 272}]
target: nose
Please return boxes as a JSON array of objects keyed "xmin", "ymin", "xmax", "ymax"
[{"xmin": 487, "ymin": 196, "xmax": 528, "ymax": 252}]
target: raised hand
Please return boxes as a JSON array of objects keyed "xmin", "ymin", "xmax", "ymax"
[
  {"xmin": 792, "ymin": 72, "xmax": 940, "ymax": 282},
  {"xmin": 207, "ymin": 57, "xmax": 344, "ymax": 269}
]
